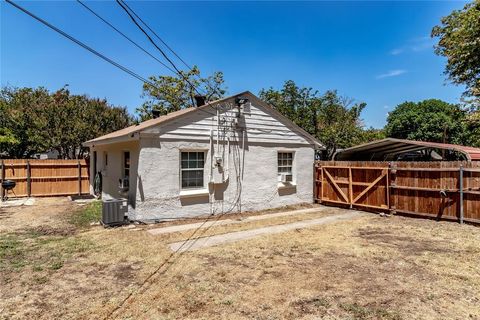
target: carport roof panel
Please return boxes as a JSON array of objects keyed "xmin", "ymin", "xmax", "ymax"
[{"xmin": 334, "ymin": 138, "xmax": 480, "ymax": 161}]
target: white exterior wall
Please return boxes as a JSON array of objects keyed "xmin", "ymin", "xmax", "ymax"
[
  {"xmin": 88, "ymin": 93, "xmax": 318, "ymax": 221},
  {"xmin": 134, "ymin": 139, "xmax": 314, "ymax": 220},
  {"xmin": 131, "ymin": 93, "xmax": 317, "ymax": 221}
]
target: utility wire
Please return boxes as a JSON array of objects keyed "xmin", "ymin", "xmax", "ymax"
[
  {"xmin": 116, "ymin": 0, "xmax": 224, "ymax": 117},
  {"xmin": 119, "ymin": 0, "xmax": 222, "ymax": 102},
  {"xmin": 5, "ymin": 0, "xmax": 155, "ymax": 87},
  {"xmin": 118, "ymin": 0, "xmax": 193, "ymax": 71},
  {"xmin": 76, "ymin": 0, "xmax": 176, "ymax": 75},
  {"xmin": 116, "ymin": 0, "xmax": 204, "ymax": 97},
  {"xmin": 6, "ymin": 0, "xmax": 217, "ymax": 118},
  {"xmin": 105, "ymin": 125, "xmax": 245, "ymax": 319}
]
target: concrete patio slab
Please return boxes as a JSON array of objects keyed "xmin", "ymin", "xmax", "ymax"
[
  {"xmin": 148, "ymin": 207, "xmax": 328, "ymax": 236},
  {"xmin": 168, "ymin": 210, "xmax": 364, "ymax": 252}
]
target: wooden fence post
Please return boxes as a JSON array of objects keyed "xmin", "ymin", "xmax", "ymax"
[
  {"xmin": 1, "ymin": 159, "xmax": 4, "ymax": 201},
  {"xmin": 320, "ymin": 165, "xmax": 324, "ymax": 203},
  {"xmin": 348, "ymin": 167, "xmax": 353, "ymax": 208},
  {"xmin": 78, "ymin": 160, "xmax": 82, "ymax": 196},
  {"xmin": 26, "ymin": 160, "xmax": 31, "ymax": 197},
  {"xmin": 459, "ymin": 165, "xmax": 464, "ymax": 224},
  {"xmin": 389, "ymin": 162, "xmax": 397, "ymax": 215}
]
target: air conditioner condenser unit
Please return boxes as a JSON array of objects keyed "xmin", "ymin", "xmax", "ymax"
[{"xmin": 102, "ymin": 198, "xmax": 128, "ymax": 226}]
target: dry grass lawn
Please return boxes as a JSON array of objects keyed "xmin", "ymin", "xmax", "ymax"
[{"xmin": 1, "ymin": 198, "xmax": 479, "ymax": 320}]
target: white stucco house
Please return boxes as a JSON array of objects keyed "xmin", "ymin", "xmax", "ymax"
[{"xmin": 83, "ymin": 91, "xmax": 323, "ymax": 221}]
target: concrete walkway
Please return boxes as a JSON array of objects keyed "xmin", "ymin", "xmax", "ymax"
[
  {"xmin": 148, "ymin": 207, "xmax": 328, "ymax": 236},
  {"xmin": 168, "ymin": 211, "xmax": 363, "ymax": 252},
  {"xmin": 0, "ymin": 198, "xmax": 35, "ymax": 208}
]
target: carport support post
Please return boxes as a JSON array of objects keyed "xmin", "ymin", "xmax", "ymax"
[
  {"xmin": 1, "ymin": 159, "xmax": 4, "ymax": 201},
  {"xmin": 459, "ymin": 165, "xmax": 464, "ymax": 224}
]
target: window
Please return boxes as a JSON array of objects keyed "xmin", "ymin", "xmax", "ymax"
[
  {"xmin": 278, "ymin": 152, "xmax": 293, "ymax": 182},
  {"xmin": 104, "ymin": 152, "xmax": 108, "ymax": 166},
  {"xmin": 123, "ymin": 151, "xmax": 130, "ymax": 178},
  {"xmin": 181, "ymin": 151, "xmax": 205, "ymax": 189}
]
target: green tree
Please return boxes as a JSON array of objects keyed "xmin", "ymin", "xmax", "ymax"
[
  {"xmin": 0, "ymin": 101, "xmax": 19, "ymax": 151},
  {"xmin": 138, "ymin": 66, "xmax": 226, "ymax": 121},
  {"xmin": 385, "ymin": 99, "xmax": 469, "ymax": 145},
  {"xmin": 466, "ymin": 109, "xmax": 480, "ymax": 146},
  {"xmin": 260, "ymin": 81, "xmax": 367, "ymax": 159},
  {"xmin": 0, "ymin": 87, "xmax": 51, "ymax": 158},
  {"xmin": 432, "ymin": 1, "xmax": 480, "ymax": 104},
  {"xmin": 316, "ymin": 91, "xmax": 367, "ymax": 159},
  {"xmin": 259, "ymin": 80, "xmax": 320, "ymax": 137},
  {"xmin": 0, "ymin": 86, "xmax": 133, "ymax": 159},
  {"xmin": 41, "ymin": 87, "xmax": 133, "ymax": 159},
  {"xmin": 359, "ymin": 127, "xmax": 386, "ymax": 144}
]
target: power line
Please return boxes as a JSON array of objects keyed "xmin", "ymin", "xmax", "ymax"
[
  {"xmin": 118, "ymin": 0, "xmax": 193, "ymax": 71},
  {"xmin": 105, "ymin": 126, "xmax": 245, "ymax": 319},
  {"xmin": 6, "ymin": 0, "xmax": 217, "ymax": 118},
  {"xmin": 115, "ymin": 0, "xmax": 224, "ymax": 117},
  {"xmin": 76, "ymin": 0, "xmax": 176, "ymax": 75},
  {"xmin": 119, "ymin": 0, "xmax": 222, "ymax": 102},
  {"xmin": 5, "ymin": 0, "xmax": 155, "ymax": 87},
  {"xmin": 116, "ymin": 0, "xmax": 204, "ymax": 97}
]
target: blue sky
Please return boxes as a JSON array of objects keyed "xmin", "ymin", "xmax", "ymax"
[{"xmin": 1, "ymin": 1, "xmax": 467, "ymax": 128}]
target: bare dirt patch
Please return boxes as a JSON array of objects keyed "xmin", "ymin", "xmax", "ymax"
[
  {"xmin": 0, "ymin": 198, "xmax": 77, "ymax": 233},
  {"xmin": 1, "ymin": 199, "xmax": 479, "ymax": 320},
  {"xmin": 356, "ymin": 226, "xmax": 456, "ymax": 255},
  {"xmin": 25, "ymin": 225, "xmax": 77, "ymax": 237}
]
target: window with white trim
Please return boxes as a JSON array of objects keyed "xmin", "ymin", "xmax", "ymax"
[
  {"xmin": 278, "ymin": 152, "xmax": 293, "ymax": 182},
  {"xmin": 181, "ymin": 151, "xmax": 205, "ymax": 189}
]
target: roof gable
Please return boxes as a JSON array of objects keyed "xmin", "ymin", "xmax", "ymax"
[{"xmin": 84, "ymin": 91, "xmax": 323, "ymax": 147}]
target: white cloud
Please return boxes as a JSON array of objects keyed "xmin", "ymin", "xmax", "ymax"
[
  {"xmin": 383, "ymin": 105, "xmax": 390, "ymax": 109},
  {"xmin": 389, "ymin": 36, "xmax": 434, "ymax": 55},
  {"xmin": 390, "ymin": 48, "xmax": 404, "ymax": 55},
  {"xmin": 376, "ymin": 69, "xmax": 407, "ymax": 79}
]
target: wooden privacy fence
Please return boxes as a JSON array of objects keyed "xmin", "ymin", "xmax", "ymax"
[
  {"xmin": 0, "ymin": 159, "xmax": 89, "ymax": 198},
  {"xmin": 315, "ymin": 161, "xmax": 480, "ymax": 224}
]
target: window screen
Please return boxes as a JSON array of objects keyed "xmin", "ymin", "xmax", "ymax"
[
  {"xmin": 278, "ymin": 152, "xmax": 293, "ymax": 182},
  {"xmin": 181, "ymin": 151, "xmax": 205, "ymax": 189}
]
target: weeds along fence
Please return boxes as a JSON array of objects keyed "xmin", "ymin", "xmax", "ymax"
[
  {"xmin": 0, "ymin": 159, "xmax": 89, "ymax": 199},
  {"xmin": 315, "ymin": 161, "xmax": 480, "ymax": 224}
]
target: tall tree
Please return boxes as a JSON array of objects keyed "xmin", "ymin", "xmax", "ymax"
[
  {"xmin": 0, "ymin": 86, "xmax": 133, "ymax": 159},
  {"xmin": 0, "ymin": 87, "xmax": 51, "ymax": 158},
  {"xmin": 316, "ymin": 91, "xmax": 367, "ymax": 159},
  {"xmin": 432, "ymin": 1, "xmax": 480, "ymax": 105},
  {"xmin": 359, "ymin": 127, "xmax": 386, "ymax": 144},
  {"xmin": 385, "ymin": 99, "xmax": 469, "ymax": 145},
  {"xmin": 260, "ymin": 81, "xmax": 367, "ymax": 159},
  {"xmin": 466, "ymin": 110, "xmax": 480, "ymax": 147},
  {"xmin": 259, "ymin": 80, "xmax": 320, "ymax": 137},
  {"xmin": 138, "ymin": 66, "xmax": 226, "ymax": 121}
]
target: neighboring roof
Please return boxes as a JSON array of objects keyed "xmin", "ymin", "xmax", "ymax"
[
  {"xmin": 83, "ymin": 91, "xmax": 323, "ymax": 147},
  {"xmin": 334, "ymin": 138, "xmax": 480, "ymax": 161}
]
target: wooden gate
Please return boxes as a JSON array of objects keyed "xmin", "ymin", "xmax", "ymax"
[
  {"xmin": 316, "ymin": 164, "xmax": 389, "ymax": 211},
  {"xmin": 315, "ymin": 161, "xmax": 480, "ymax": 224}
]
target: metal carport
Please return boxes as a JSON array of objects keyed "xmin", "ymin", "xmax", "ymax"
[{"xmin": 334, "ymin": 138, "xmax": 480, "ymax": 161}]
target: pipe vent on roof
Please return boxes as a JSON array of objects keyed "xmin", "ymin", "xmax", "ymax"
[
  {"xmin": 194, "ymin": 95, "xmax": 206, "ymax": 107},
  {"xmin": 151, "ymin": 109, "xmax": 161, "ymax": 119}
]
